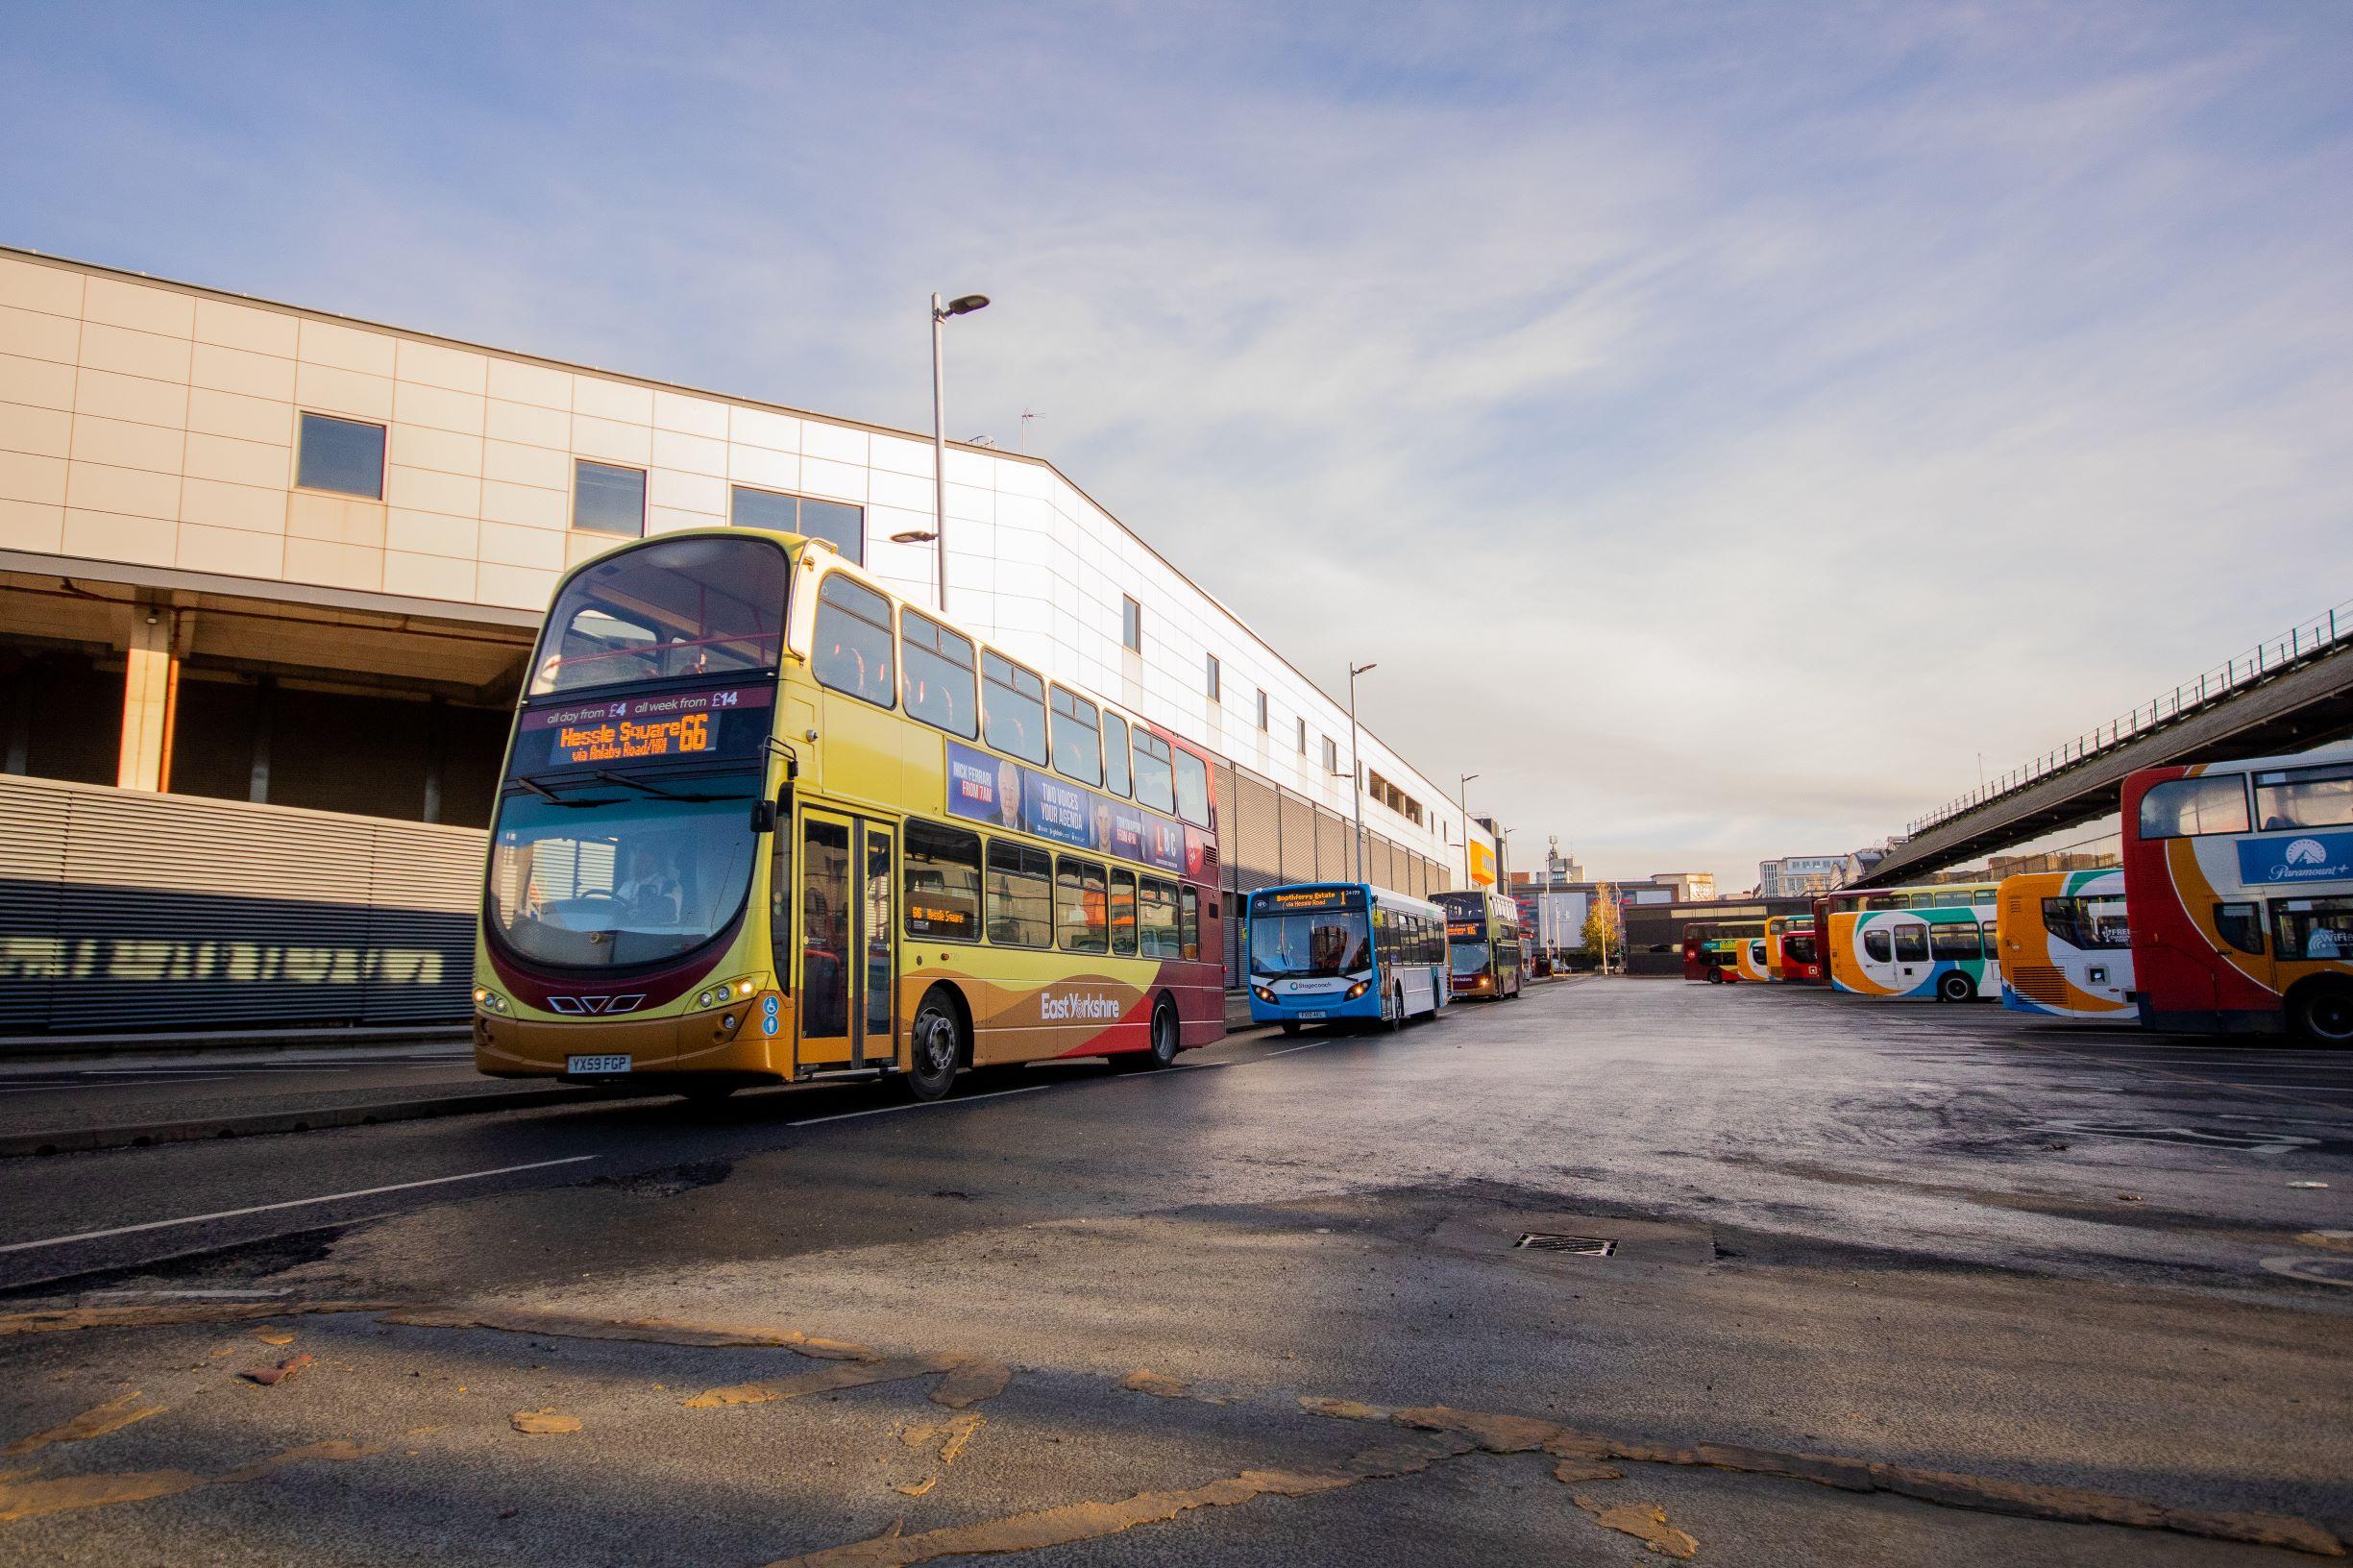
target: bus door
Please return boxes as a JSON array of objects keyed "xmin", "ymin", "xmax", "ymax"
[
  {"xmin": 1890, "ymin": 919, "xmax": 1930, "ymax": 992},
  {"xmin": 796, "ymin": 809, "xmax": 896, "ymax": 1071}
]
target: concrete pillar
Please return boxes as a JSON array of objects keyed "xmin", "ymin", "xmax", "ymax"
[{"xmin": 116, "ymin": 609, "xmax": 179, "ymax": 792}]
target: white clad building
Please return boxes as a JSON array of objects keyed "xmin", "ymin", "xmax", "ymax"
[{"xmin": 0, "ymin": 248, "xmax": 1497, "ymax": 1030}]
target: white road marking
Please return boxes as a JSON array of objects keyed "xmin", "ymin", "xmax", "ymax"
[
  {"xmin": 791, "ymin": 1084, "xmax": 1056, "ymax": 1126},
  {"xmin": 1255, "ymin": 1041, "xmax": 1328, "ymax": 1058},
  {"xmin": 0, "ymin": 1156, "xmax": 599, "ymax": 1255}
]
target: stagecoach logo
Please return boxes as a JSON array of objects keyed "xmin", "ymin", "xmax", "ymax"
[
  {"xmin": 1039, "ymin": 991, "xmax": 1121, "ymax": 1021},
  {"xmin": 545, "ymin": 994, "xmax": 647, "ymax": 1015},
  {"xmin": 2239, "ymin": 831, "xmax": 2353, "ymax": 886}
]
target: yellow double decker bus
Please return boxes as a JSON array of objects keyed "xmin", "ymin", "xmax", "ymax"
[{"xmin": 472, "ymin": 529, "xmax": 1225, "ymax": 1101}]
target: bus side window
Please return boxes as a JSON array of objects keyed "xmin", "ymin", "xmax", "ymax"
[
  {"xmin": 1863, "ymin": 929, "xmax": 1893, "ymax": 963},
  {"xmin": 1180, "ymin": 886, "xmax": 1200, "ymax": 962},
  {"xmin": 2215, "ymin": 902, "xmax": 2264, "ymax": 957},
  {"xmin": 811, "ymin": 575, "xmax": 895, "ymax": 708},
  {"xmin": 1109, "ymin": 870, "xmax": 1138, "ymax": 956}
]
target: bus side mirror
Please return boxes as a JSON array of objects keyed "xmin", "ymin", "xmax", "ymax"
[{"xmin": 750, "ymin": 800, "xmax": 777, "ymax": 834}]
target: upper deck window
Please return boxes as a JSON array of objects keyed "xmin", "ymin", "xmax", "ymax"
[
  {"xmin": 528, "ymin": 535, "xmax": 786, "ymax": 697},
  {"xmin": 1049, "ymin": 687, "xmax": 1103, "ymax": 787},
  {"xmin": 1133, "ymin": 730, "xmax": 1175, "ymax": 815},
  {"xmin": 983, "ymin": 651, "xmax": 1047, "ymax": 766},
  {"xmin": 1102, "ymin": 711, "xmax": 1132, "ymax": 797},
  {"xmin": 1175, "ymin": 748, "xmax": 1210, "ymax": 826},
  {"xmin": 2255, "ymin": 764, "xmax": 2353, "ymax": 832},
  {"xmin": 2137, "ymin": 773, "xmax": 2250, "ymax": 840},
  {"xmin": 901, "ymin": 610, "xmax": 977, "ymax": 738},
  {"xmin": 811, "ymin": 574, "xmax": 895, "ymax": 707}
]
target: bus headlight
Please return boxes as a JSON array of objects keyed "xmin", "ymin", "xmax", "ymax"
[
  {"xmin": 695, "ymin": 977, "xmax": 761, "ymax": 1011},
  {"xmin": 1252, "ymin": 986, "xmax": 1275, "ymax": 1002},
  {"xmin": 473, "ymin": 987, "xmax": 510, "ymax": 1015},
  {"xmin": 1344, "ymin": 980, "xmax": 1370, "ymax": 1000}
]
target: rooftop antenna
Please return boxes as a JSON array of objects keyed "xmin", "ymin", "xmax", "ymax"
[{"xmin": 1018, "ymin": 408, "xmax": 1040, "ymax": 453}]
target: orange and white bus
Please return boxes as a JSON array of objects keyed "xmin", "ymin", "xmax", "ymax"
[
  {"xmin": 1995, "ymin": 869, "xmax": 2134, "ymax": 1019},
  {"xmin": 473, "ymin": 529, "xmax": 1225, "ymax": 1100}
]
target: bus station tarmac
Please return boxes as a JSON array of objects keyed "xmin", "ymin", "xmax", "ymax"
[{"xmin": 0, "ymin": 981, "xmax": 2347, "ymax": 1565}]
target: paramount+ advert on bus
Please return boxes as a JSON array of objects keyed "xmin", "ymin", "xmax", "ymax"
[{"xmin": 944, "ymin": 742, "xmax": 1209, "ymax": 878}]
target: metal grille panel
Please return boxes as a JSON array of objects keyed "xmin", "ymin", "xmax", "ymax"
[
  {"xmin": 0, "ymin": 773, "xmax": 478, "ymax": 1035},
  {"xmin": 1279, "ymin": 793, "xmax": 1316, "ymax": 883},
  {"xmin": 1315, "ymin": 810, "xmax": 1348, "ymax": 882},
  {"xmin": 1233, "ymin": 772, "xmax": 1283, "ymax": 892}
]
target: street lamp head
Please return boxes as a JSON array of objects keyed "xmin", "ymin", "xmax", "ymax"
[
  {"xmin": 1351, "ymin": 660, "xmax": 1379, "ymax": 676},
  {"xmin": 945, "ymin": 294, "xmax": 990, "ymax": 316},
  {"xmin": 889, "ymin": 529, "xmax": 939, "ymax": 545}
]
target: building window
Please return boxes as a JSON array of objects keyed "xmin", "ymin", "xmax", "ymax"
[
  {"xmin": 730, "ymin": 485, "xmax": 864, "ymax": 564},
  {"xmin": 295, "ymin": 413, "xmax": 385, "ymax": 500},
  {"xmin": 1256, "ymin": 689, "xmax": 1268, "ymax": 731},
  {"xmin": 1121, "ymin": 596, "xmax": 1142, "ymax": 653},
  {"xmin": 1321, "ymin": 735, "xmax": 1338, "ymax": 774},
  {"xmin": 575, "ymin": 460, "xmax": 647, "ymax": 536},
  {"xmin": 1296, "ymin": 717, "xmax": 1307, "ymax": 755},
  {"xmin": 1205, "ymin": 653, "xmax": 1220, "ymax": 702}
]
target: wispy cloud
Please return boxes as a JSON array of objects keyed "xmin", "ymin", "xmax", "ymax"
[{"xmin": 6, "ymin": 1, "xmax": 2348, "ymax": 881}]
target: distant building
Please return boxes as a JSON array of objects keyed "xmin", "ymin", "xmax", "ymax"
[
  {"xmin": 1650, "ymin": 870, "xmax": 1716, "ymax": 901},
  {"xmin": 1758, "ymin": 855, "xmax": 1845, "ymax": 897}
]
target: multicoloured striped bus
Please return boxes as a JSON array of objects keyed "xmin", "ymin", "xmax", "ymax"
[
  {"xmin": 2122, "ymin": 742, "xmax": 2353, "ymax": 1041},
  {"xmin": 473, "ymin": 529, "xmax": 1225, "ymax": 1101},
  {"xmin": 1826, "ymin": 898, "xmax": 1999, "ymax": 1002},
  {"xmin": 1683, "ymin": 919, "xmax": 1765, "ymax": 981},
  {"xmin": 1995, "ymin": 869, "xmax": 2134, "ymax": 1019}
]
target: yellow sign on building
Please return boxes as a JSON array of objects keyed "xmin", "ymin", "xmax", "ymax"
[{"xmin": 1468, "ymin": 840, "xmax": 1496, "ymax": 886}]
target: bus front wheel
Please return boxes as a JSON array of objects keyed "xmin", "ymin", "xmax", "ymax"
[
  {"xmin": 906, "ymin": 988, "xmax": 965, "ymax": 1101},
  {"xmin": 1386, "ymin": 984, "xmax": 1406, "ymax": 1032},
  {"xmin": 2290, "ymin": 982, "xmax": 2353, "ymax": 1045},
  {"xmin": 1280, "ymin": 1020, "xmax": 1303, "ymax": 1037},
  {"xmin": 1937, "ymin": 971, "xmax": 1974, "ymax": 1004}
]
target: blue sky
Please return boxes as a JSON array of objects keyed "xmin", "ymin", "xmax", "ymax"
[{"xmin": 8, "ymin": 3, "xmax": 2350, "ymax": 882}]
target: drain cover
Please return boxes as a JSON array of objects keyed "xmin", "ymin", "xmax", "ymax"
[{"xmin": 1515, "ymin": 1233, "xmax": 1615, "ymax": 1256}]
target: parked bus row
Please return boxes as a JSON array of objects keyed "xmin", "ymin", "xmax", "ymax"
[
  {"xmin": 1697, "ymin": 740, "xmax": 2353, "ymax": 1043},
  {"xmin": 471, "ymin": 527, "xmax": 1538, "ymax": 1105}
]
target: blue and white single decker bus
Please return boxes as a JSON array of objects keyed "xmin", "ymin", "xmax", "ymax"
[{"xmin": 1244, "ymin": 882, "xmax": 1451, "ymax": 1034}]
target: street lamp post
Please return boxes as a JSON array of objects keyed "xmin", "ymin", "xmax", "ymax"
[
  {"xmin": 928, "ymin": 291, "xmax": 990, "ymax": 613},
  {"xmin": 1346, "ymin": 661, "xmax": 1377, "ymax": 880},
  {"xmin": 1457, "ymin": 772, "xmax": 1477, "ymax": 889}
]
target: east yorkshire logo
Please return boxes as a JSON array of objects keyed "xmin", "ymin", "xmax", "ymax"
[
  {"xmin": 1039, "ymin": 991, "xmax": 1121, "ymax": 1021},
  {"xmin": 2286, "ymin": 839, "xmax": 2328, "ymax": 866}
]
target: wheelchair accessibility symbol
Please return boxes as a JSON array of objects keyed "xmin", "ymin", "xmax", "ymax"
[{"xmin": 762, "ymin": 993, "xmax": 780, "ymax": 1037}]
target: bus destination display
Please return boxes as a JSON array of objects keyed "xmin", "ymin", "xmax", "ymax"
[
  {"xmin": 518, "ymin": 682, "xmax": 774, "ymax": 769},
  {"xmin": 1253, "ymin": 888, "xmax": 1360, "ymax": 913}
]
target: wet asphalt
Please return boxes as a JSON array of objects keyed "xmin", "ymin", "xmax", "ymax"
[{"xmin": 0, "ymin": 978, "xmax": 2347, "ymax": 1565}]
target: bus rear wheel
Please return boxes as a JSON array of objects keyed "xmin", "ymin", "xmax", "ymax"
[
  {"xmin": 1937, "ymin": 971, "xmax": 1975, "ymax": 1004},
  {"xmin": 2290, "ymin": 982, "xmax": 2353, "ymax": 1045},
  {"xmin": 906, "ymin": 988, "xmax": 965, "ymax": 1101}
]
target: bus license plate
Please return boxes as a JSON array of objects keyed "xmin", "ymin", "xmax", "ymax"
[
  {"xmin": 567, "ymin": 1055, "xmax": 630, "ymax": 1074},
  {"xmin": 1297, "ymin": 1011, "xmax": 1326, "ymax": 1020}
]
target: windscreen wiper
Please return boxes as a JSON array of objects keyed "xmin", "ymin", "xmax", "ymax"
[{"xmin": 593, "ymin": 770, "xmax": 726, "ymax": 803}]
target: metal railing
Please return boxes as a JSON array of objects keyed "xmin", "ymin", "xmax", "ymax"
[{"xmin": 1906, "ymin": 596, "xmax": 2353, "ymax": 839}]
